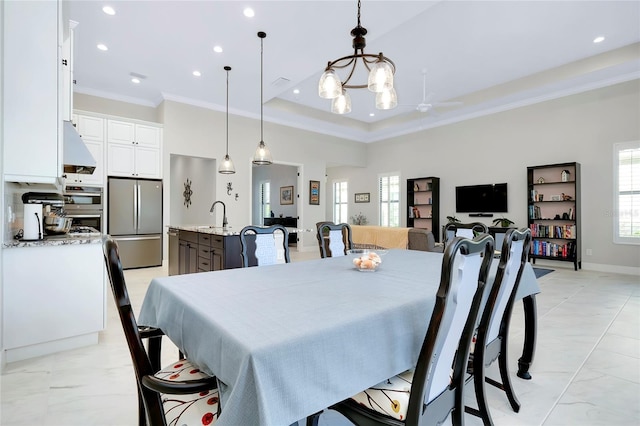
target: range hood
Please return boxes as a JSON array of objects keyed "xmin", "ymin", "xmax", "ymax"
[{"xmin": 63, "ymin": 120, "xmax": 96, "ymax": 174}]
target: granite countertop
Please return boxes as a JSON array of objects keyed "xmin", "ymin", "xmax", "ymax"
[
  {"xmin": 169, "ymin": 225, "xmax": 240, "ymax": 236},
  {"xmin": 169, "ymin": 225, "xmax": 313, "ymax": 236},
  {"xmin": 3, "ymin": 234, "xmax": 103, "ymax": 248}
]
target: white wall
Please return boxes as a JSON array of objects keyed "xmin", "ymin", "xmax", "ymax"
[
  {"xmin": 327, "ymin": 80, "xmax": 640, "ymax": 272},
  {"xmin": 169, "ymin": 154, "xmax": 216, "ymax": 226}
]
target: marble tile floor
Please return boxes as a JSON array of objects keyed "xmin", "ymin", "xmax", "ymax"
[{"xmin": 1, "ymin": 250, "xmax": 638, "ymax": 425}]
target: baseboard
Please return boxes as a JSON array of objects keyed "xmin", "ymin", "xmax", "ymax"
[{"xmin": 5, "ymin": 333, "xmax": 99, "ymax": 363}]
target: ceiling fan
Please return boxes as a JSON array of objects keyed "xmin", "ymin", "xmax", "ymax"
[{"xmin": 401, "ymin": 69, "xmax": 463, "ymax": 116}]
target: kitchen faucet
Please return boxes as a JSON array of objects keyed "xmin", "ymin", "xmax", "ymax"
[{"xmin": 209, "ymin": 201, "xmax": 228, "ymax": 230}]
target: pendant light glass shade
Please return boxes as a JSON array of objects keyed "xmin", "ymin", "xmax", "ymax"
[
  {"xmin": 219, "ymin": 154, "xmax": 235, "ymax": 174},
  {"xmin": 253, "ymin": 31, "xmax": 273, "ymax": 165},
  {"xmin": 375, "ymin": 87, "xmax": 397, "ymax": 110},
  {"xmin": 318, "ymin": 68, "xmax": 342, "ymax": 99},
  {"xmin": 331, "ymin": 90, "xmax": 352, "ymax": 114},
  {"xmin": 368, "ymin": 57, "xmax": 394, "ymax": 93},
  {"xmin": 253, "ymin": 140, "xmax": 273, "ymax": 165},
  {"xmin": 218, "ymin": 66, "xmax": 236, "ymax": 174}
]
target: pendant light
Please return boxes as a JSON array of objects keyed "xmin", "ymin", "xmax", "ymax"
[
  {"xmin": 218, "ymin": 65, "xmax": 236, "ymax": 174},
  {"xmin": 253, "ymin": 31, "xmax": 273, "ymax": 165}
]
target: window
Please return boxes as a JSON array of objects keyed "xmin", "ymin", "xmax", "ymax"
[
  {"xmin": 261, "ymin": 181, "xmax": 271, "ymax": 223},
  {"xmin": 379, "ymin": 173, "xmax": 400, "ymax": 227},
  {"xmin": 333, "ymin": 180, "xmax": 348, "ymax": 223},
  {"xmin": 614, "ymin": 141, "xmax": 640, "ymax": 244}
]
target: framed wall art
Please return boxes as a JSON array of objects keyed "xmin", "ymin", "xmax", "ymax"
[
  {"xmin": 309, "ymin": 180, "xmax": 320, "ymax": 205},
  {"xmin": 355, "ymin": 193, "xmax": 370, "ymax": 203},
  {"xmin": 280, "ymin": 186, "xmax": 294, "ymax": 205}
]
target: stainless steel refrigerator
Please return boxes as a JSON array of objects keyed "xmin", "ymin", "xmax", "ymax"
[{"xmin": 107, "ymin": 177, "xmax": 163, "ymax": 269}]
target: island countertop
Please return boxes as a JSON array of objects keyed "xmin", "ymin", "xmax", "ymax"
[
  {"xmin": 167, "ymin": 225, "xmax": 240, "ymax": 236},
  {"xmin": 167, "ymin": 225, "xmax": 313, "ymax": 236}
]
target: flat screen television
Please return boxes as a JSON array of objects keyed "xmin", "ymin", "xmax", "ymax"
[{"xmin": 455, "ymin": 183, "xmax": 508, "ymax": 213}]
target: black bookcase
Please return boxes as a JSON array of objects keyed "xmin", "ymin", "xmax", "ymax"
[
  {"xmin": 407, "ymin": 177, "xmax": 440, "ymax": 242},
  {"xmin": 527, "ymin": 162, "xmax": 581, "ymax": 270}
]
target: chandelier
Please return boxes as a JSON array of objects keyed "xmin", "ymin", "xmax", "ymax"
[{"xmin": 318, "ymin": 0, "xmax": 397, "ymax": 114}]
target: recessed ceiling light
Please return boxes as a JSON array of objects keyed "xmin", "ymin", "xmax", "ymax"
[
  {"xmin": 293, "ymin": 89, "xmax": 300, "ymax": 95},
  {"xmin": 102, "ymin": 6, "xmax": 115, "ymax": 16},
  {"xmin": 213, "ymin": 45, "xmax": 223, "ymax": 53},
  {"xmin": 97, "ymin": 43, "xmax": 108, "ymax": 51},
  {"xmin": 369, "ymin": 113, "xmax": 375, "ymax": 117},
  {"xmin": 243, "ymin": 8, "xmax": 255, "ymax": 18},
  {"xmin": 193, "ymin": 70, "xmax": 202, "ymax": 77},
  {"xmin": 131, "ymin": 78, "xmax": 140, "ymax": 84},
  {"xmin": 593, "ymin": 36, "xmax": 605, "ymax": 43}
]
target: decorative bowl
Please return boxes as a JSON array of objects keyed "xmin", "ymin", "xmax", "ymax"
[{"xmin": 348, "ymin": 249, "xmax": 385, "ymax": 272}]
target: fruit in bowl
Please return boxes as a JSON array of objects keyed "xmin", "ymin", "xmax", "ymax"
[{"xmin": 349, "ymin": 249, "xmax": 384, "ymax": 271}]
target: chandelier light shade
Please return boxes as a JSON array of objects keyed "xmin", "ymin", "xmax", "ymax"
[
  {"xmin": 253, "ymin": 31, "xmax": 273, "ymax": 165},
  {"xmin": 218, "ymin": 66, "xmax": 236, "ymax": 174},
  {"xmin": 375, "ymin": 86, "xmax": 397, "ymax": 110},
  {"xmin": 331, "ymin": 90, "xmax": 352, "ymax": 114},
  {"xmin": 318, "ymin": 0, "xmax": 396, "ymax": 113},
  {"xmin": 318, "ymin": 69, "xmax": 342, "ymax": 99}
]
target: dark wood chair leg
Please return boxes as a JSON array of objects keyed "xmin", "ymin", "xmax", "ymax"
[
  {"xmin": 147, "ymin": 336, "xmax": 162, "ymax": 372},
  {"xmin": 306, "ymin": 410, "xmax": 322, "ymax": 426},
  {"xmin": 498, "ymin": 337, "xmax": 520, "ymax": 412},
  {"xmin": 473, "ymin": 346, "xmax": 494, "ymax": 426},
  {"xmin": 137, "ymin": 385, "xmax": 147, "ymax": 426},
  {"xmin": 517, "ymin": 295, "xmax": 537, "ymax": 379}
]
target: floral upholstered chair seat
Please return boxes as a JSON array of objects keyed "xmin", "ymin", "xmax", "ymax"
[{"xmin": 156, "ymin": 360, "xmax": 220, "ymax": 425}]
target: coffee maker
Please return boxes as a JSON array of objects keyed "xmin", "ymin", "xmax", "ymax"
[{"xmin": 21, "ymin": 192, "xmax": 65, "ymax": 240}]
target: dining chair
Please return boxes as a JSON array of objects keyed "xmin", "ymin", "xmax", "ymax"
[
  {"xmin": 307, "ymin": 233, "xmax": 495, "ymax": 426},
  {"xmin": 465, "ymin": 227, "xmax": 532, "ymax": 425},
  {"xmin": 315, "ymin": 221, "xmax": 334, "ymax": 257},
  {"xmin": 317, "ymin": 222, "xmax": 353, "ymax": 258},
  {"xmin": 102, "ymin": 236, "xmax": 220, "ymax": 426},
  {"xmin": 443, "ymin": 222, "xmax": 489, "ymax": 244},
  {"xmin": 239, "ymin": 224, "xmax": 291, "ymax": 267}
]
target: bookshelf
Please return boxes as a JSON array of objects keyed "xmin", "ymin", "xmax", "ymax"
[
  {"xmin": 527, "ymin": 162, "xmax": 581, "ymax": 270},
  {"xmin": 407, "ymin": 177, "xmax": 440, "ymax": 242}
]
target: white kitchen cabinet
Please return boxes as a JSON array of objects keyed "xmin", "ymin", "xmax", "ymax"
[
  {"xmin": 65, "ymin": 114, "xmax": 105, "ymax": 186},
  {"xmin": 3, "ymin": 0, "xmax": 62, "ymax": 183},
  {"xmin": 107, "ymin": 119, "xmax": 163, "ymax": 178},
  {"xmin": 2, "ymin": 242, "xmax": 106, "ymax": 362},
  {"xmin": 76, "ymin": 114, "xmax": 105, "ymax": 141},
  {"xmin": 61, "ymin": 20, "xmax": 77, "ymax": 122}
]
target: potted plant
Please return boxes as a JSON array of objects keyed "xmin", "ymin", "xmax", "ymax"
[
  {"xmin": 350, "ymin": 213, "xmax": 368, "ymax": 225},
  {"xmin": 492, "ymin": 216, "xmax": 515, "ymax": 227}
]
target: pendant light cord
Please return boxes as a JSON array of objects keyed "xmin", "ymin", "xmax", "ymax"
[
  {"xmin": 226, "ymin": 67, "xmax": 229, "ymax": 155},
  {"xmin": 260, "ymin": 35, "xmax": 264, "ymax": 143}
]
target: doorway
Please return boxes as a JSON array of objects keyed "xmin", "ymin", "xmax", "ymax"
[{"xmin": 251, "ymin": 162, "xmax": 302, "ymax": 250}]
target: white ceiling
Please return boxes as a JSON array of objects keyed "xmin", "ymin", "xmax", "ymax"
[{"xmin": 69, "ymin": 1, "xmax": 640, "ymax": 143}]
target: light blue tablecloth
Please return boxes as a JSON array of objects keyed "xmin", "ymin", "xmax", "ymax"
[{"xmin": 139, "ymin": 249, "xmax": 539, "ymax": 426}]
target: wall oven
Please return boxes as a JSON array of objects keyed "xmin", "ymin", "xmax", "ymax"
[{"xmin": 63, "ymin": 185, "xmax": 104, "ymax": 232}]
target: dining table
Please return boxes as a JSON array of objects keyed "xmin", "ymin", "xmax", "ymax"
[{"xmin": 138, "ymin": 249, "xmax": 540, "ymax": 426}]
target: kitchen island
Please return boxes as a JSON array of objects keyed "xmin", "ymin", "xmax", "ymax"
[
  {"xmin": 169, "ymin": 225, "xmax": 243, "ymax": 274},
  {"xmin": 168, "ymin": 225, "xmax": 312, "ymax": 275}
]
